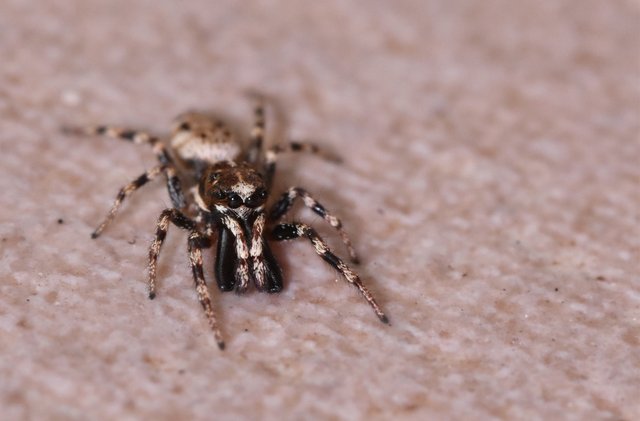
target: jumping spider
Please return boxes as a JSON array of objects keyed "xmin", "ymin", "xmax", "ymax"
[{"xmin": 65, "ymin": 97, "xmax": 388, "ymax": 349}]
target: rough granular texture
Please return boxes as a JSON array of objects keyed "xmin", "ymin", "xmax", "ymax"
[{"xmin": 0, "ymin": 0, "xmax": 638, "ymax": 420}]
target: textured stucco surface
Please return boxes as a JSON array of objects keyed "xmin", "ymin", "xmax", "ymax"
[{"xmin": 1, "ymin": 1, "xmax": 639, "ymax": 420}]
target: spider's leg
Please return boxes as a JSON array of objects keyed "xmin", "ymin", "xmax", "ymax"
[
  {"xmin": 147, "ymin": 209, "xmax": 223, "ymax": 349},
  {"xmin": 148, "ymin": 208, "xmax": 197, "ymax": 299},
  {"xmin": 163, "ymin": 165, "xmax": 186, "ymax": 209},
  {"xmin": 271, "ymin": 222, "xmax": 388, "ymax": 324},
  {"xmin": 91, "ymin": 164, "xmax": 166, "ymax": 238},
  {"xmin": 188, "ymin": 231, "xmax": 224, "ymax": 350},
  {"xmin": 62, "ymin": 125, "xmax": 158, "ymax": 146},
  {"xmin": 263, "ymin": 141, "xmax": 341, "ymax": 188},
  {"xmin": 63, "ymin": 125, "xmax": 186, "ymax": 208},
  {"xmin": 269, "ymin": 187, "xmax": 359, "ymax": 263},
  {"xmin": 246, "ymin": 94, "xmax": 266, "ymax": 164}
]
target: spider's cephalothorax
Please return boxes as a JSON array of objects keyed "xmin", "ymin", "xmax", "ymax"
[{"xmin": 65, "ymin": 97, "xmax": 388, "ymax": 349}]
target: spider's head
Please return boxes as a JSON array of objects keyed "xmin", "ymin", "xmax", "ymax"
[{"xmin": 197, "ymin": 162, "xmax": 268, "ymax": 218}]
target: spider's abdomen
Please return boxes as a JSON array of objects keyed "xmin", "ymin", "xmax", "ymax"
[{"xmin": 171, "ymin": 112, "xmax": 241, "ymax": 165}]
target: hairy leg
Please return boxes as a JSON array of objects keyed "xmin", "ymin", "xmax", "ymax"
[
  {"xmin": 148, "ymin": 208, "xmax": 197, "ymax": 299},
  {"xmin": 147, "ymin": 208, "xmax": 223, "ymax": 349},
  {"xmin": 188, "ymin": 231, "xmax": 224, "ymax": 349},
  {"xmin": 269, "ymin": 187, "xmax": 359, "ymax": 263},
  {"xmin": 91, "ymin": 164, "xmax": 166, "ymax": 238},
  {"xmin": 271, "ymin": 222, "xmax": 388, "ymax": 324},
  {"xmin": 264, "ymin": 142, "xmax": 341, "ymax": 188},
  {"xmin": 63, "ymin": 124, "xmax": 186, "ymax": 208},
  {"xmin": 246, "ymin": 95, "xmax": 266, "ymax": 164}
]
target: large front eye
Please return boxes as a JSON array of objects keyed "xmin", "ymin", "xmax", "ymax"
[
  {"xmin": 227, "ymin": 194, "xmax": 242, "ymax": 208},
  {"xmin": 245, "ymin": 189, "xmax": 267, "ymax": 208}
]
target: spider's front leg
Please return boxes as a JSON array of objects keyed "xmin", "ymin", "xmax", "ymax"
[
  {"xmin": 271, "ymin": 222, "xmax": 388, "ymax": 324},
  {"xmin": 148, "ymin": 208, "xmax": 224, "ymax": 349},
  {"xmin": 269, "ymin": 187, "xmax": 359, "ymax": 263}
]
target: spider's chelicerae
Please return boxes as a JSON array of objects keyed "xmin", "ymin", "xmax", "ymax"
[{"xmin": 66, "ymin": 97, "xmax": 388, "ymax": 349}]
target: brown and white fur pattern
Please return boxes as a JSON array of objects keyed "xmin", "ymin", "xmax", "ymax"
[{"xmin": 66, "ymin": 97, "xmax": 388, "ymax": 349}]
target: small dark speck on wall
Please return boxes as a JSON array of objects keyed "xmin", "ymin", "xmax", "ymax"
[{"xmin": 57, "ymin": 218, "xmax": 64, "ymax": 224}]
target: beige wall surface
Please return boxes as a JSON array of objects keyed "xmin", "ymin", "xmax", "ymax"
[{"xmin": 0, "ymin": 0, "xmax": 638, "ymax": 420}]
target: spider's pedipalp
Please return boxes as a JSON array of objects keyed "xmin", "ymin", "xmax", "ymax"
[{"xmin": 219, "ymin": 214, "xmax": 252, "ymax": 293}]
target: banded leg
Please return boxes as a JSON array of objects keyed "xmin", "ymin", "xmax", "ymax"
[
  {"xmin": 63, "ymin": 124, "xmax": 159, "ymax": 145},
  {"xmin": 269, "ymin": 187, "xmax": 359, "ymax": 263},
  {"xmin": 246, "ymin": 95, "xmax": 266, "ymax": 164},
  {"xmin": 147, "ymin": 209, "xmax": 224, "ymax": 349},
  {"xmin": 164, "ymin": 165, "xmax": 186, "ymax": 209},
  {"xmin": 63, "ymin": 124, "xmax": 186, "ymax": 208},
  {"xmin": 91, "ymin": 164, "xmax": 167, "ymax": 238},
  {"xmin": 264, "ymin": 142, "xmax": 341, "ymax": 188},
  {"xmin": 271, "ymin": 222, "xmax": 388, "ymax": 324},
  {"xmin": 148, "ymin": 208, "xmax": 197, "ymax": 300},
  {"xmin": 188, "ymin": 231, "xmax": 224, "ymax": 349}
]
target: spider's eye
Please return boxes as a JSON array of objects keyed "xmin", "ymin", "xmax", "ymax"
[
  {"xmin": 227, "ymin": 194, "xmax": 243, "ymax": 208},
  {"xmin": 213, "ymin": 190, "xmax": 225, "ymax": 200},
  {"xmin": 245, "ymin": 189, "xmax": 268, "ymax": 208},
  {"xmin": 208, "ymin": 172, "xmax": 221, "ymax": 183}
]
